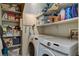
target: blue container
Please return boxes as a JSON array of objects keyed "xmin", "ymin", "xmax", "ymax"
[
  {"xmin": 2, "ymin": 48, "xmax": 9, "ymax": 56},
  {"xmin": 65, "ymin": 6, "xmax": 72, "ymax": 19}
]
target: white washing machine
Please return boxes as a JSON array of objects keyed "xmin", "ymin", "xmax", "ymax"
[
  {"xmin": 37, "ymin": 35, "xmax": 78, "ymax": 56},
  {"xmin": 28, "ymin": 35, "xmax": 39, "ymax": 56}
]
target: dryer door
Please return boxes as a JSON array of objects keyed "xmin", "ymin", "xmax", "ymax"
[
  {"xmin": 39, "ymin": 49, "xmax": 55, "ymax": 56},
  {"xmin": 28, "ymin": 42, "xmax": 35, "ymax": 56}
]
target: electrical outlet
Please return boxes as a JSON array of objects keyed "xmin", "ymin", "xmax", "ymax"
[{"xmin": 70, "ymin": 29, "xmax": 78, "ymax": 39}]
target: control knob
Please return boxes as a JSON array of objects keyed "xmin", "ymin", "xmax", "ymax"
[{"xmin": 47, "ymin": 42, "xmax": 51, "ymax": 46}]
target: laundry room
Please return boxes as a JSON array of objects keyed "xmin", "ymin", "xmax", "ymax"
[{"xmin": 0, "ymin": 3, "xmax": 79, "ymax": 56}]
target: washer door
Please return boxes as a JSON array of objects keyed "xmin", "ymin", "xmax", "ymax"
[
  {"xmin": 28, "ymin": 42, "xmax": 35, "ymax": 56},
  {"xmin": 39, "ymin": 49, "xmax": 55, "ymax": 56}
]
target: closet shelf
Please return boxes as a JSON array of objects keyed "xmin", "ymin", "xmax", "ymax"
[
  {"xmin": 8, "ymin": 44, "xmax": 21, "ymax": 48},
  {"xmin": 3, "ymin": 35, "xmax": 21, "ymax": 38},
  {"xmin": 2, "ymin": 20, "xmax": 19, "ymax": 23},
  {"xmin": 37, "ymin": 17, "xmax": 78, "ymax": 27},
  {"xmin": 2, "ymin": 9, "xmax": 21, "ymax": 14}
]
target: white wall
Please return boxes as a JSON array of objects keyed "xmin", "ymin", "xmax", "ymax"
[
  {"xmin": 23, "ymin": 3, "xmax": 47, "ymax": 15},
  {"xmin": 38, "ymin": 22, "xmax": 78, "ymax": 37},
  {"xmin": 23, "ymin": 13, "xmax": 36, "ymax": 25}
]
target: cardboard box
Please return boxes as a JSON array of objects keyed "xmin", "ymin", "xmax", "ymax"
[{"xmin": 48, "ymin": 15, "xmax": 61, "ymax": 22}]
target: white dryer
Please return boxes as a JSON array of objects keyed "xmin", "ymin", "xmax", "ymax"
[
  {"xmin": 22, "ymin": 25, "xmax": 39, "ymax": 56},
  {"xmin": 37, "ymin": 35, "xmax": 78, "ymax": 56},
  {"xmin": 28, "ymin": 24, "xmax": 39, "ymax": 56}
]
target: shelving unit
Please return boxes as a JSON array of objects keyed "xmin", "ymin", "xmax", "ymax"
[
  {"xmin": 0, "ymin": 4, "xmax": 23, "ymax": 56},
  {"xmin": 37, "ymin": 17, "xmax": 78, "ymax": 27}
]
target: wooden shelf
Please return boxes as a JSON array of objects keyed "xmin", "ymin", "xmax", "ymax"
[
  {"xmin": 37, "ymin": 17, "xmax": 78, "ymax": 27},
  {"xmin": 2, "ymin": 9, "xmax": 21, "ymax": 14},
  {"xmin": 3, "ymin": 35, "xmax": 21, "ymax": 38},
  {"xmin": 8, "ymin": 44, "xmax": 21, "ymax": 48},
  {"xmin": 2, "ymin": 20, "xmax": 19, "ymax": 23}
]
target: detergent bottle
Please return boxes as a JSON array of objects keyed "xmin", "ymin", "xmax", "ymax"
[
  {"xmin": 65, "ymin": 6, "xmax": 72, "ymax": 19},
  {"xmin": 59, "ymin": 8, "xmax": 65, "ymax": 20},
  {"xmin": 71, "ymin": 3, "xmax": 78, "ymax": 18}
]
